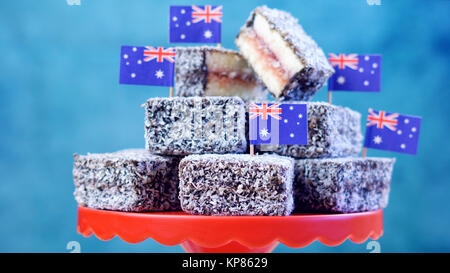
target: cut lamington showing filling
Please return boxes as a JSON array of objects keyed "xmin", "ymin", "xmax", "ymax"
[
  {"xmin": 235, "ymin": 6, "xmax": 334, "ymax": 101},
  {"xmin": 175, "ymin": 46, "xmax": 267, "ymax": 101}
]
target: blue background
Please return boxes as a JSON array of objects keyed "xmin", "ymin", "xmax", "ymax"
[{"xmin": 0, "ymin": 0, "xmax": 449, "ymax": 253}]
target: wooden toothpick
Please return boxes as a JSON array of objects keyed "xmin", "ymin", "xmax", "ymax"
[
  {"xmin": 169, "ymin": 86, "xmax": 174, "ymax": 98},
  {"xmin": 250, "ymin": 145, "xmax": 255, "ymax": 156},
  {"xmin": 362, "ymin": 147, "xmax": 367, "ymax": 158}
]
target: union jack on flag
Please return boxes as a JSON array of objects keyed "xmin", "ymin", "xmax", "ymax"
[
  {"xmin": 328, "ymin": 53, "xmax": 359, "ymax": 70},
  {"xmin": 143, "ymin": 47, "xmax": 176, "ymax": 63},
  {"xmin": 169, "ymin": 5, "xmax": 222, "ymax": 43},
  {"xmin": 328, "ymin": 53, "xmax": 381, "ymax": 92},
  {"xmin": 366, "ymin": 108, "xmax": 399, "ymax": 131},
  {"xmin": 364, "ymin": 109, "xmax": 422, "ymax": 155},
  {"xmin": 249, "ymin": 103, "xmax": 282, "ymax": 120},
  {"xmin": 249, "ymin": 103, "xmax": 308, "ymax": 145},
  {"xmin": 192, "ymin": 5, "xmax": 223, "ymax": 23},
  {"xmin": 119, "ymin": 45, "xmax": 175, "ymax": 87}
]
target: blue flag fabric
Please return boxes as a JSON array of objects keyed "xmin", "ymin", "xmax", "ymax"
[
  {"xmin": 119, "ymin": 46, "xmax": 175, "ymax": 87},
  {"xmin": 169, "ymin": 5, "xmax": 222, "ymax": 43},
  {"xmin": 328, "ymin": 53, "xmax": 381, "ymax": 92},
  {"xmin": 249, "ymin": 103, "xmax": 308, "ymax": 145},
  {"xmin": 364, "ymin": 109, "xmax": 421, "ymax": 155}
]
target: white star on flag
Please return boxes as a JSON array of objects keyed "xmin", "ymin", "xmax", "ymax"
[
  {"xmin": 373, "ymin": 135, "xmax": 382, "ymax": 144},
  {"xmin": 204, "ymin": 30, "xmax": 213, "ymax": 39},
  {"xmin": 155, "ymin": 70, "xmax": 164, "ymax": 79},
  {"xmin": 260, "ymin": 128, "xmax": 269, "ymax": 137}
]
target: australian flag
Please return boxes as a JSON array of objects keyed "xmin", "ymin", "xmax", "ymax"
[
  {"xmin": 328, "ymin": 53, "xmax": 381, "ymax": 92},
  {"xmin": 249, "ymin": 103, "xmax": 308, "ymax": 145},
  {"xmin": 364, "ymin": 109, "xmax": 422, "ymax": 155},
  {"xmin": 119, "ymin": 46, "xmax": 175, "ymax": 87},
  {"xmin": 169, "ymin": 5, "xmax": 222, "ymax": 43}
]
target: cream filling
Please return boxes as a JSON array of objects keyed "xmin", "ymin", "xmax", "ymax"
[
  {"xmin": 253, "ymin": 13, "xmax": 304, "ymax": 79},
  {"xmin": 204, "ymin": 50, "xmax": 263, "ymax": 99},
  {"xmin": 205, "ymin": 51, "xmax": 253, "ymax": 78}
]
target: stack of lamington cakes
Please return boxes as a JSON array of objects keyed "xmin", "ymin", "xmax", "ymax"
[{"xmin": 73, "ymin": 6, "xmax": 395, "ymax": 216}]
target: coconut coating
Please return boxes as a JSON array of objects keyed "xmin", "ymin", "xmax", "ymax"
[
  {"xmin": 73, "ymin": 149, "xmax": 181, "ymax": 212},
  {"xmin": 144, "ymin": 96, "xmax": 247, "ymax": 156},
  {"xmin": 174, "ymin": 46, "xmax": 207, "ymax": 97},
  {"xmin": 294, "ymin": 157, "xmax": 395, "ymax": 213},
  {"xmin": 178, "ymin": 154, "xmax": 295, "ymax": 216}
]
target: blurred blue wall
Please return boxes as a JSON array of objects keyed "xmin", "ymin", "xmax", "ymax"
[{"xmin": 0, "ymin": 0, "xmax": 449, "ymax": 252}]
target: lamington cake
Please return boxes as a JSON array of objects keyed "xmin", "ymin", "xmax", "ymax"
[
  {"xmin": 73, "ymin": 149, "xmax": 181, "ymax": 212},
  {"xmin": 255, "ymin": 102, "xmax": 363, "ymax": 158},
  {"xmin": 235, "ymin": 6, "xmax": 334, "ymax": 101},
  {"xmin": 178, "ymin": 154, "xmax": 295, "ymax": 216},
  {"xmin": 144, "ymin": 96, "xmax": 247, "ymax": 156},
  {"xmin": 294, "ymin": 157, "xmax": 395, "ymax": 213},
  {"xmin": 175, "ymin": 46, "xmax": 267, "ymax": 100}
]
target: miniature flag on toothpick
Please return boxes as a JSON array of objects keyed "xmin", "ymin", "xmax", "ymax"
[
  {"xmin": 169, "ymin": 5, "xmax": 222, "ymax": 43},
  {"xmin": 328, "ymin": 53, "xmax": 382, "ymax": 92},
  {"xmin": 364, "ymin": 109, "xmax": 422, "ymax": 155},
  {"xmin": 249, "ymin": 103, "xmax": 308, "ymax": 145},
  {"xmin": 327, "ymin": 53, "xmax": 381, "ymax": 103},
  {"xmin": 119, "ymin": 46, "xmax": 176, "ymax": 87}
]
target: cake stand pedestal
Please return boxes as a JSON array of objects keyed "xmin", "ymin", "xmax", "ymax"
[{"xmin": 77, "ymin": 206, "xmax": 383, "ymax": 253}]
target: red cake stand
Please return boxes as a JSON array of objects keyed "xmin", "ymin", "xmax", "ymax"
[{"xmin": 77, "ymin": 206, "xmax": 383, "ymax": 253}]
